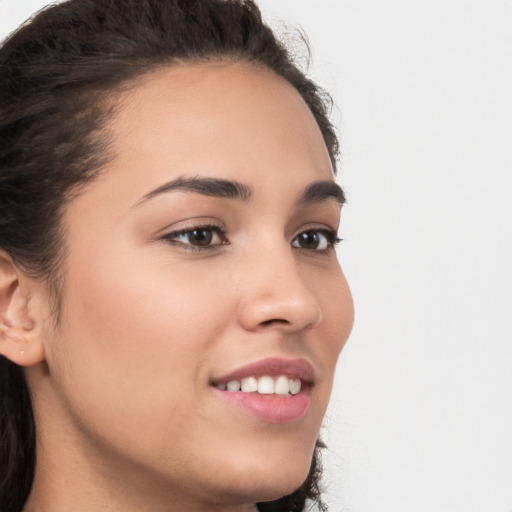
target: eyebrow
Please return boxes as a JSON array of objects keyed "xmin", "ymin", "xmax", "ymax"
[
  {"xmin": 298, "ymin": 180, "xmax": 346, "ymax": 206},
  {"xmin": 137, "ymin": 176, "xmax": 253, "ymax": 205},
  {"xmin": 136, "ymin": 176, "xmax": 345, "ymax": 206}
]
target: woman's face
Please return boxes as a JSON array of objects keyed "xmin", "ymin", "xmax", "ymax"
[{"xmin": 33, "ymin": 63, "xmax": 354, "ymax": 508}]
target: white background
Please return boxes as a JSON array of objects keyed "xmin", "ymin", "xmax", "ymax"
[{"xmin": 1, "ymin": 1, "xmax": 511, "ymax": 511}]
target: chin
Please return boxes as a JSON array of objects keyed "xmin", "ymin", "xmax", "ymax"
[
  {"xmin": 214, "ymin": 443, "xmax": 316, "ymax": 505},
  {"xmin": 251, "ymin": 477, "xmax": 308, "ymax": 505},
  {"xmin": 220, "ymin": 473, "xmax": 309, "ymax": 507}
]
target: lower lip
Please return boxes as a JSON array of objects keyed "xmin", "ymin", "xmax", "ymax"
[{"xmin": 213, "ymin": 387, "xmax": 311, "ymax": 424}]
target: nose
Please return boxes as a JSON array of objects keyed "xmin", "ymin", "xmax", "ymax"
[{"xmin": 236, "ymin": 249, "xmax": 323, "ymax": 333}]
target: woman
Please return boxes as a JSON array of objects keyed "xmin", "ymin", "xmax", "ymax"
[{"xmin": 0, "ymin": 0, "xmax": 354, "ymax": 511}]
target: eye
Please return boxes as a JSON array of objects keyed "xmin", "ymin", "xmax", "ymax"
[
  {"xmin": 162, "ymin": 225, "xmax": 229, "ymax": 249},
  {"xmin": 291, "ymin": 229, "xmax": 341, "ymax": 251}
]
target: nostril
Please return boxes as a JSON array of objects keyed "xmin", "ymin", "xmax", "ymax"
[
  {"xmin": 260, "ymin": 318, "xmax": 291, "ymax": 327},
  {"xmin": 237, "ymin": 283, "xmax": 322, "ymax": 332}
]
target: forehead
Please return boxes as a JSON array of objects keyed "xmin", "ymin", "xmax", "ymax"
[
  {"xmin": 114, "ymin": 62, "xmax": 331, "ymax": 169},
  {"xmin": 80, "ymin": 62, "xmax": 335, "ymax": 212},
  {"xmin": 115, "ymin": 61, "xmax": 320, "ymax": 138}
]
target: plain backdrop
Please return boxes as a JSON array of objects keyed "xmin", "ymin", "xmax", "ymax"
[{"xmin": 1, "ymin": 1, "xmax": 511, "ymax": 511}]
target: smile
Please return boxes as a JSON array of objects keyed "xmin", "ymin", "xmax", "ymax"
[
  {"xmin": 211, "ymin": 357, "xmax": 313, "ymax": 423},
  {"xmin": 215, "ymin": 375, "xmax": 302, "ymax": 396}
]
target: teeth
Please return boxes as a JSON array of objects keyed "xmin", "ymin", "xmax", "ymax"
[
  {"xmin": 289, "ymin": 378, "xmax": 301, "ymax": 395},
  {"xmin": 241, "ymin": 376, "xmax": 258, "ymax": 392},
  {"xmin": 221, "ymin": 375, "xmax": 302, "ymax": 396},
  {"xmin": 275, "ymin": 376, "xmax": 290, "ymax": 395},
  {"xmin": 257, "ymin": 376, "xmax": 274, "ymax": 394},
  {"xmin": 226, "ymin": 380, "xmax": 241, "ymax": 392}
]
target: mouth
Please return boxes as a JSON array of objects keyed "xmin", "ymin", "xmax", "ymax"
[
  {"xmin": 210, "ymin": 357, "xmax": 314, "ymax": 423},
  {"xmin": 214, "ymin": 375, "xmax": 303, "ymax": 396}
]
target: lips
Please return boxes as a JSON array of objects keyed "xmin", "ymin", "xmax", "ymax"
[
  {"xmin": 210, "ymin": 357, "xmax": 314, "ymax": 423},
  {"xmin": 219, "ymin": 375, "xmax": 302, "ymax": 396},
  {"xmin": 211, "ymin": 357, "xmax": 314, "ymax": 386}
]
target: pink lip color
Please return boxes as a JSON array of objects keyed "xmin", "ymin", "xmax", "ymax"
[
  {"xmin": 212, "ymin": 357, "xmax": 314, "ymax": 385},
  {"xmin": 211, "ymin": 357, "xmax": 314, "ymax": 424},
  {"xmin": 214, "ymin": 387, "xmax": 311, "ymax": 423}
]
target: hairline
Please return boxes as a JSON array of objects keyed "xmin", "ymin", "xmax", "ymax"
[{"xmin": 38, "ymin": 57, "xmax": 337, "ymax": 325}]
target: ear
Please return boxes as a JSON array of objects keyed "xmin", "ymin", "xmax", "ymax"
[{"xmin": 0, "ymin": 251, "xmax": 45, "ymax": 367}]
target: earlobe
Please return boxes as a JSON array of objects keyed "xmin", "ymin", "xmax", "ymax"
[{"xmin": 0, "ymin": 251, "xmax": 45, "ymax": 367}]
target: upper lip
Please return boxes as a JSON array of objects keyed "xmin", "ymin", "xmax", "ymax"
[{"xmin": 211, "ymin": 357, "xmax": 315, "ymax": 386}]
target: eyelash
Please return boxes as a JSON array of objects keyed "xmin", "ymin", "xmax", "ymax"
[
  {"xmin": 161, "ymin": 224, "xmax": 342, "ymax": 253},
  {"xmin": 161, "ymin": 224, "xmax": 229, "ymax": 251},
  {"xmin": 291, "ymin": 229, "xmax": 342, "ymax": 252}
]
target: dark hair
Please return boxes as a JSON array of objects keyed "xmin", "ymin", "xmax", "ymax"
[{"xmin": 0, "ymin": 1, "xmax": 338, "ymax": 510}]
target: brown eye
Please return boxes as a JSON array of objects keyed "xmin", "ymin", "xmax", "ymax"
[
  {"xmin": 291, "ymin": 230, "xmax": 338, "ymax": 251},
  {"xmin": 162, "ymin": 226, "xmax": 228, "ymax": 249},
  {"xmin": 187, "ymin": 228, "xmax": 213, "ymax": 246}
]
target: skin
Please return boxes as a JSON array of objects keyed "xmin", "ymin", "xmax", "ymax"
[{"xmin": 0, "ymin": 62, "xmax": 353, "ymax": 511}]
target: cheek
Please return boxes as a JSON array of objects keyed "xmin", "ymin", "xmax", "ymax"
[
  {"xmin": 308, "ymin": 262, "xmax": 354, "ymax": 353},
  {"xmin": 49, "ymin": 248, "xmax": 229, "ymax": 437},
  {"xmin": 327, "ymin": 270, "xmax": 354, "ymax": 354},
  {"xmin": 310, "ymin": 266, "xmax": 353, "ymax": 403},
  {"xmin": 299, "ymin": 262, "xmax": 353, "ymax": 414}
]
